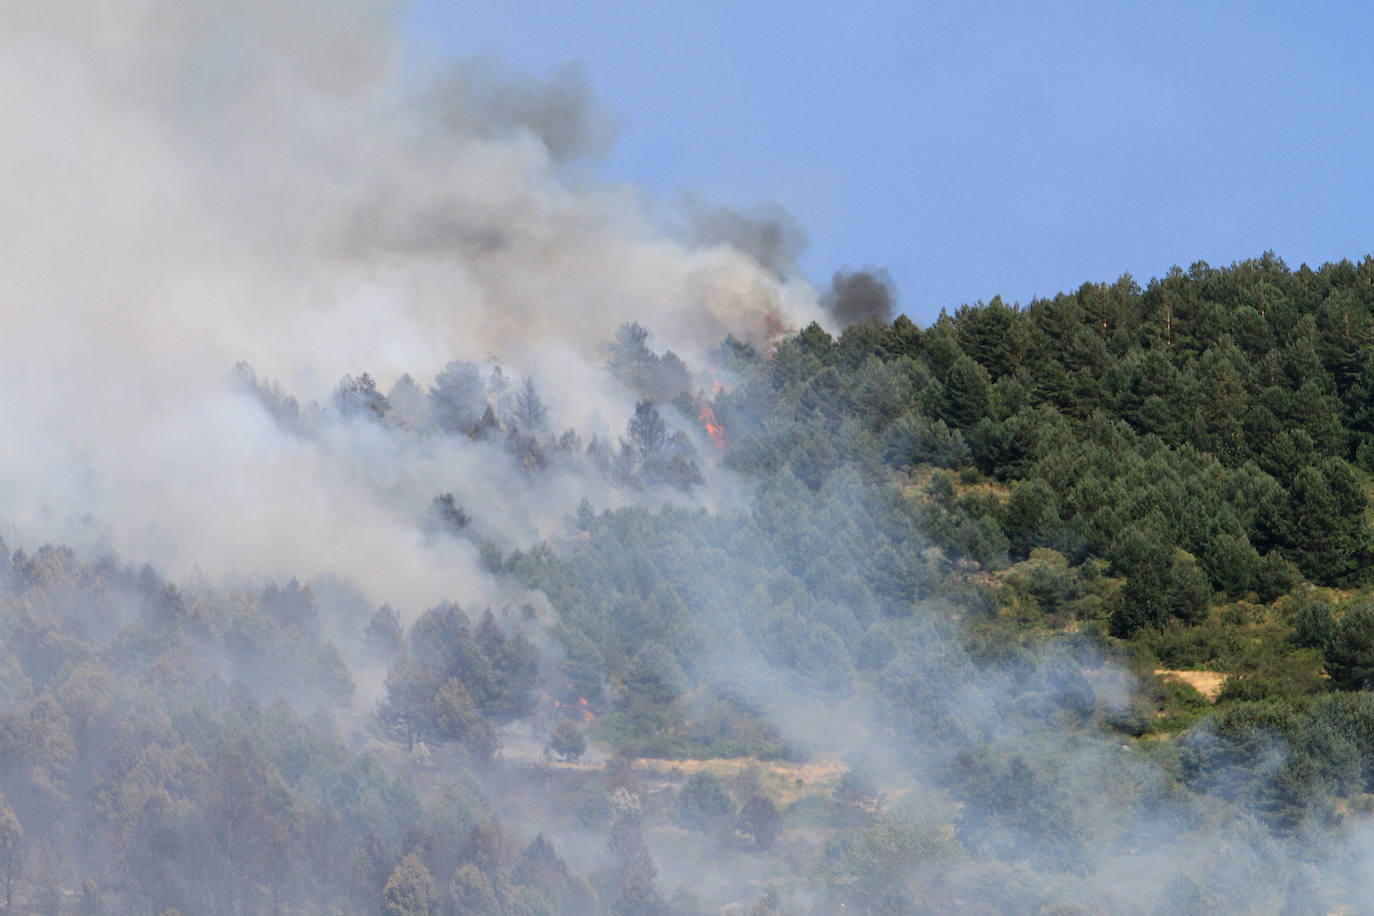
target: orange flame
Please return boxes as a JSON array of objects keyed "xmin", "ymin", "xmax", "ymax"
[
  {"xmin": 550, "ymin": 682, "xmax": 597, "ymax": 723},
  {"xmin": 698, "ymin": 400, "xmax": 726, "ymax": 449}
]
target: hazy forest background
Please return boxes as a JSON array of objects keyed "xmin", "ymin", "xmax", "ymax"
[{"xmin": 4, "ymin": 254, "xmax": 1374, "ymax": 913}]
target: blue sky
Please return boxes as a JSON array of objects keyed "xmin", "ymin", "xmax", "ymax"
[{"xmin": 403, "ymin": 1, "xmax": 1373, "ymax": 326}]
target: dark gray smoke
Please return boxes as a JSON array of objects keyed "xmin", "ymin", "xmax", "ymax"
[
  {"xmin": 682, "ymin": 196, "xmax": 809, "ymax": 280},
  {"xmin": 421, "ymin": 55, "xmax": 618, "ymax": 164},
  {"xmin": 823, "ymin": 267, "xmax": 897, "ymax": 326}
]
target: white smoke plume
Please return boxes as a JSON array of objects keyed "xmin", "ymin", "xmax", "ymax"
[{"xmin": 0, "ymin": 0, "xmax": 824, "ymax": 608}]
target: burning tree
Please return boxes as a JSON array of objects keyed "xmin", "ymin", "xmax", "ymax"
[{"xmin": 698, "ymin": 398, "xmax": 726, "ymax": 449}]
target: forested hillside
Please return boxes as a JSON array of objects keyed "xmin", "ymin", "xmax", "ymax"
[{"xmin": 4, "ymin": 254, "xmax": 1374, "ymax": 913}]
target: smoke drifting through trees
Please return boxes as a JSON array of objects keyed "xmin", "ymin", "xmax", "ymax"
[
  {"xmin": 4, "ymin": 2, "xmax": 1374, "ymax": 914},
  {"xmin": 0, "ymin": 0, "xmax": 823, "ymax": 604}
]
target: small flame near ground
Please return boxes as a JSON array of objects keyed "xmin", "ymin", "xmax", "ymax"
[
  {"xmin": 698, "ymin": 400, "xmax": 726, "ymax": 449},
  {"xmin": 548, "ymin": 682, "xmax": 596, "ymax": 723},
  {"xmin": 698, "ymin": 373, "xmax": 728, "ymax": 449}
]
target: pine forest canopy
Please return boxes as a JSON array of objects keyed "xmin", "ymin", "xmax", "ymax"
[{"xmin": 1, "ymin": 252, "xmax": 1374, "ymax": 912}]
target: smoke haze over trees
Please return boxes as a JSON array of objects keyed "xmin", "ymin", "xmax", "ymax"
[{"xmin": 5, "ymin": 2, "xmax": 1374, "ymax": 914}]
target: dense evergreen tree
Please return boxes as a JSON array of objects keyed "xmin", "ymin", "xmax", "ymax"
[
  {"xmin": 430, "ymin": 361, "xmax": 490, "ymax": 436},
  {"xmin": 334, "ymin": 372, "xmax": 391, "ymax": 422},
  {"xmin": 383, "ymin": 853, "xmax": 438, "ymax": 916}
]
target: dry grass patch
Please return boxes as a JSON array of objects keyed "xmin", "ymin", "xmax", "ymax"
[{"xmin": 1155, "ymin": 669, "xmax": 1227, "ymax": 702}]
